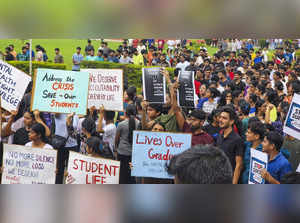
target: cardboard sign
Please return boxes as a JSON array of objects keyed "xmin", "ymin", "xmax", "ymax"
[
  {"xmin": 0, "ymin": 60, "xmax": 31, "ymax": 112},
  {"xmin": 177, "ymin": 71, "xmax": 195, "ymax": 107},
  {"xmin": 1, "ymin": 144, "xmax": 57, "ymax": 184},
  {"xmin": 284, "ymin": 94, "xmax": 300, "ymax": 140},
  {"xmin": 249, "ymin": 149, "xmax": 268, "ymax": 184},
  {"xmin": 66, "ymin": 151, "xmax": 120, "ymax": 184},
  {"xmin": 142, "ymin": 67, "xmax": 166, "ymax": 103},
  {"xmin": 31, "ymin": 68, "xmax": 90, "ymax": 115},
  {"xmin": 81, "ymin": 69, "xmax": 124, "ymax": 111},
  {"xmin": 131, "ymin": 131, "xmax": 192, "ymax": 179}
]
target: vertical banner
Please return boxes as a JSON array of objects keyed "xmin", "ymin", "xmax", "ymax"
[
  {"xmin": 31, "ymin": 68, "xmax": 90, "ymax": 115},
  {"xmin": 248, "ymin": 149, "xmax": 268, "ymax": 184},
  {"xmin": 0, "ymin": 60, "xmax": 31, "ymax": 112},
  {"xmin": 66, "ymin": 151, "xmax": 120, "ymax": 184},
  {"xmin": 1, "ymin": 144, "xmax": 57, "ymax": 184},
  {"xmin": 81, "ymin": 69, "xmax": 124, "ymax": 111},
  {"xmin": 131, "ymin": 131, "xmax": 192, "ymax": 179},
  {"xmin": 142, "ymin": 67, "xmax": 166, "ymax": 103},
  {"xmin": 283, "ymin": 94, "xmax": 300, "ymax": 140},
  {"xmin": 177, "ymin": 71, "xmax": 195, "ymax": 107}
]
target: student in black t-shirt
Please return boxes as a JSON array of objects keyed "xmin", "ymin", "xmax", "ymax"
[{"xmin": 216, "ymin": 106, "xmax": 244, "ymax": 184}]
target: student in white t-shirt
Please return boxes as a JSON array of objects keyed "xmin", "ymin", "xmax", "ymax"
[
  {"xmin": 25, "ymin": 123, "xmax": 53, "ymax": 149},
  {"xmin": 97, "ymin": 106, "xmax": 117, "ymax": 155}
]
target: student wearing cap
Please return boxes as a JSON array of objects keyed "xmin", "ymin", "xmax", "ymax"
[{"xmin": 175, "ymin": 108, "xmax": 214, "ymax": 146}]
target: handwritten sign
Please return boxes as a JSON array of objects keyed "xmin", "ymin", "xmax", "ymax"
[
  {"xmin": 81, "ymin": 69, "xmax": 124, "ymax": 111},
  {"xmin": 31, "ymin": 68, "xmax": 89, "ymax": 115},
  {"xmin": 249, "ymin": 149, "xmax": 268, "ymax": 184},
  {"xmin": 1, "ymin": 144, "xmax": 57, "ymax": 184},
  {"xmin": 66, "ymin": 151, "xmax": 120, "ymax": 184},
  {"xmin": 177, "ymin": 71, "xmax": 195, "ymax": 107},
  {"xmin": 284, "ymin": 94, "xmax": 300, "ymax": 140},
  {"xmin": 131, "ymin": 131, "xmax": 192, "ymax": 179},
  {"xmin": 0, "ymin": 60, "xmax": 31, "ymax": 112},
  {"xmin": 142, "ymin": 67, "xmax": 166, "ymax": 103}
]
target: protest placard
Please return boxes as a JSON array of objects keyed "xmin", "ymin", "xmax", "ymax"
[
  {"xmin": 283, "ymin": 94, "xmax": 300, "ymax": 140},
  {"xmin": 81, "ymin": 68, "xmax": 124, "ymax": 111},
  {"xmin": 66, "ymin": 151, "xmax": 120, "ymax": 184},
  {"xmin": 31, "ymin": 68, "xmax": 90, "ymax": 115},
  {"xmin": 177, "ymin": 71, "xmax": 195, "ymax": 107},
  {"xmin": 249, "ymin": 148, "xmax": 268, "ymax": 184},
  {"xmin": 131, "ymin": 131, "xmax": 192, "ymax": 179},
  {"xmin": 0, "ymin": 60, "xmax": 31, "ymax": 112},
  {"xmin": 142, "ymin": 67, "xmax": 166, "ymax": 103},
  {"xmin": 297, "ymin": 163, "xmax": 300, "ymax": 173},
  {"xmin": 1, "ymin": 144, "xmax": 57, "ymax": 184}
]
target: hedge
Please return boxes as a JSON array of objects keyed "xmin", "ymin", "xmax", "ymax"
[
  {"xmin": 81, "ymin": 61, "xmax": 175, "ymax": 91},
  {"xmin": 7, "ymin": 61, "xmax": 67, "ymax": 75}
]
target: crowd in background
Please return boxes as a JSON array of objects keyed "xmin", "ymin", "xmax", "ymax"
[{"xmin": 1, "ymin": 39, "xmax": 300, "ymax": 184}]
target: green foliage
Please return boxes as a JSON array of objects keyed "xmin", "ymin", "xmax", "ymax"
[
  {"xmin": 81, "ymin": 61, "xmax": 175, "ymax": 92},
  {"xmin": 7, "ymin": 61, "xmax": 67, "ymax": 75}
]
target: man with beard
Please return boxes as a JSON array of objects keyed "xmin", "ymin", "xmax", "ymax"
[
  {"xmin": 175, "ymin": 108, "xmax": 214, "ymax": 146},
  {"xmin": 216, "ymin": 106, "xmax": 244, "ymax": 184}
]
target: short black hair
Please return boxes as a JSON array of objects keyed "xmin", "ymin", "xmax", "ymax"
[
  {"xmin": 148, "ymin": 103, "xmax": 163, "ymax": 113},
  {"xmin": 55, "ymin": 48, "xmax": 60, "ymax": 51},
  {"xmin": 248, "ymin": 121, "xmax": 265, "ymax": 141},
  {"xmin": 208, "ymin": 87, "xmax": 220, "ymax": 99},
  {"xmin": 190, "ymin": 109, "xmax": 206, "ymax": 121},
  {"xmin": 240, "ymin": 101, "xmax": 250, "ymax": 116},
  {"xmin": 281, "ymin": 172, "xmax": 300, "ymax": 184},
  {"xmin": 275, "ymin": 81, "xmax": 284, "ymax": 91},
  {"xmin": 166, "ymin": 145, "xmax": 233, "ymax": 184},
  {"xmin": 76, "ymin": 47, "xmax": 81, "ymax": 50},
  {"xmin": 249, "ymin": 94, "xmax": 258, "ymax": 104},
  {"xmin": 86, "ymin": 136, "xmax": 101, "ymax": 155},
  {"xmin": 265, "ymin": 131, "xmax": 283, "ymax": 151},
  {"xmin": 31, "ymin": 123, "xmax": 47, "ymax": 143},
  {"xmin": 104, "ymin": 111, "xmax": 115, "ymax": 121},
  {"xmin": 221, "ymin": 106, "xmax": 236, "ymax": 121}
]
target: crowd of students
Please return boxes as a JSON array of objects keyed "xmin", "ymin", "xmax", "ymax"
[{"xmin": 1, "ymin": 38, "xmax": 300, "ymax": 184}]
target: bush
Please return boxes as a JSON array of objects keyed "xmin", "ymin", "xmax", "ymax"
[
  {"xmin": 7, "ymin": 61, "xmax": 67, "ymax": 75},
  {"xmin": 81, "ymin": 61, "xmax": 175, "ymax": 92}
]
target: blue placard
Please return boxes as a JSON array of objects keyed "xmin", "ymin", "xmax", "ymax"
[
  {"xmin": 31, "ymin": 69, "xmax": 90, "ymax": 115},
  {"xmin": 285, "ymin": 102, "xmax": 300, "ymax": 133},
  {"xmin": 249, "ymin": 157, "xmax": 267, "ymax": 184},
  {"xmin": 131, "ymin": 131, "xmax": 192, "ymax": 179}
]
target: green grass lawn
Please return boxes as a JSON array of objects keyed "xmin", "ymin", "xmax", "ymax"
[{"xmin": 0, "ymin": 39, "xmax": 121, "ymax": 69}]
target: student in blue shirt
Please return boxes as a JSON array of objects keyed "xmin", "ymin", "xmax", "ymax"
[
  {"xmin": 242, "ymin": 121, "xmax": 265, "ymax": 184},
  {"xmin": 261, "ymin": 131, "xmax": 292, "ymax": 184},
  {"xmin": 96, "ymin": 50, "xmax": 104, "ymax": 61},
  {"xmin": 25, "ymin": 42, "xmax": 35, "ymax": 60},
  {"xmin": 72, "ymin": 47, "xmax": 84, "ymax": 71}
]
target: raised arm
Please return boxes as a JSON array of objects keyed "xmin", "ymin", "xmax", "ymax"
[
  {"xmin": 2, "ymin": 111, "xmax": 17, "ymax": 137},
  {"xmin": 97, "ymin": 105, "xmax": 105, "ymax": 133},
  {"xmin": 34, "ymin": 110, "xmax": 51, "ymax": 137}
]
